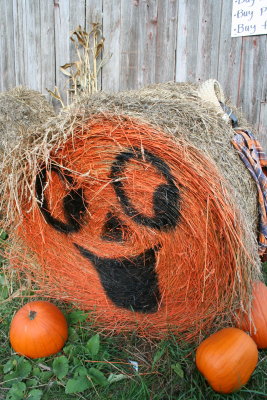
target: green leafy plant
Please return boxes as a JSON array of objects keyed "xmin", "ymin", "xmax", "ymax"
[
  {"xmin": 0, "ymin": 239, "xmax": 266, "ymax": 399},
  {"xmin": 1, "ymin": 310, "xmax": 136, "ymax": 398}
]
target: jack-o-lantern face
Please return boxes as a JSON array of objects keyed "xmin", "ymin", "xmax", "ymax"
[
  {"xmin": 35, "ymin": 147, "xmax": 180, "ymax": 313},
  {"xmin": 19, "ymin": 116, "xmax": 242, "ymax": 338}
]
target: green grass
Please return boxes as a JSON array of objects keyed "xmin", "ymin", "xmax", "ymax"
[{"xmin": 1, "ymin": 243, "xmax": 267, "ymax": 399}]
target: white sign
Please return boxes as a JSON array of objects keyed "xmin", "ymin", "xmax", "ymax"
[{"xmin": 231, "ymin": 0, "xmax": 267, "ymax": 37}]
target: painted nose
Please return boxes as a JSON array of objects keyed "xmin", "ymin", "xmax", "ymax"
[{"xmin": 101, "ymin": 212, "xmax": 129, "ymax": 242}]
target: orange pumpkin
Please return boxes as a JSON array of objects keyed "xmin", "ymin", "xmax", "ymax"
[
  {"xmin": 9, "ymin": 301, "xmax": 68, "ymax": 359},
  {"xmin": 238, "ymin": 281, "xmax": 267, "ymax": 348},
  {"xmin": 196, "ymin": 327, "xmax": 258, "ymax": 394}
]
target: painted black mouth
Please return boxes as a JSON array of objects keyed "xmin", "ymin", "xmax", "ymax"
[{"xmin": 74, "ymin": 243, "xmax": 161, "ymax": 313}]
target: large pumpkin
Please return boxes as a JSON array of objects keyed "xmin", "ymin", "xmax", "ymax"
[
  {"xmin": 196, "ymin": 327, "xmax": 258, "ymax": 394},
  {"xmin": 238, "ymin": 281, "xmax": 267, "ymax": 348},
  {"xmin": 16, "ymin": 115, "xmax": 247, "ymax": 339},
  {"xmin": 9, "ymin": 301, "xmax": 68, "ymax": 359}
]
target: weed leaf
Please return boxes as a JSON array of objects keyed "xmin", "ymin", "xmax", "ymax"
[
  {"xmin": 6, "ymin": 382, "xmax": 26, "ymax": 400},
  {"xmin": 4, "ymin": 372, "xmax": 21, "ymax": 388},
  {"xmin": 86, "ymin": 333, "xmax": 100, "ymax": 356},
  {"xmin": 16, "ymin": 358, "xmax": 32, "ymax": 379},
  {"xmin": 4, "ymin": 357, "xmax": 32, "ymax": 383},
  {"xmin": 0, "ymin": 230, "xmax": 8, "ymax": 240},
  {"xmin": 0, "ymin": 284, "xmax": 8, "ymax": 299},
  {"xmin": 107, "ymin": 373, "xmax": 127, "ymax": 384},
  {"xmin": 68, "ymin": 327, "xmax": 79, "ymax": 341},
  {"xmin": 65, "ymin": 376, "xmax": 92, "ymax": 394},
  {"xmin": 71, "ymin": 344, "xmax": 87, "ymax": 356},
  {"xmin": 27, "ymin": 389, "xmax": 43, "ymax": 400},
  {"xmin": 63, "ymin": 344, "xmax": 74, "ymax": 356},
  {"xmin": 152, "ymin": 343, "xmax": 167, "ymax": 369},
  {"xmin": 39, "ymin": 371, "xmax": 53, "ymax": 383},
  {"xmin": 25, "ymin": 378, "xmax": 38, "ymax": 387},
  {"xmin": 53, "ymin": 355, "xmax": 69, "ymax": 379},
  {"xmin": 3, "ymin": 359, "xmax": 15, "ymax": 374},
  {"xmin": 74, "ymin": 366, "xmax": 88, "ymax": 377},
  {"xmin": 88, "ymin": 367, "xmax": 108, "ymax": 386},
  {"xmin": 0, "ymin": 273, "xmax": 8, "ymax": 286},
  {"xmin": 32, "ymin": 367, "xmax": 41, "ymax": 378},
  {"xmin": 171, "ymin": 362, "xmax": 184, "ymax": 379},
  {"xmin": 67, "ymin": 310, "xmax": 88, "ymax": 324}
]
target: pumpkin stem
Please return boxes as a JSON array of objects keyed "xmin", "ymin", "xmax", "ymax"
[{"xmin": 29, "ymin": 310, "xmax": 37, "ymax": 320}]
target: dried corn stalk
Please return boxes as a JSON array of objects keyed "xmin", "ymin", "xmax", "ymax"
[{"xmin": 48, "ymin": 23, "xmax": 107, "ymax": 106}]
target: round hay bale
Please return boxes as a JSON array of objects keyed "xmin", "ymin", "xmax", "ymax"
[
  {"xmin": 0, "ymin": 82, "xmax": 262, "ymax": 341},
  {"xmin": 0, "ymin": 87, "xmax": 55, "ymax": 221}
]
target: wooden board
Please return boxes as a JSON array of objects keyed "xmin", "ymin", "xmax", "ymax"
[
  {"xmin": 217, "ymin": 0, "xmax": 243, "ymax": 105},
  {"xmin": 195, "ymin": 0, "xmax": 222, "ymax": 81},
  {"xmin": 0, "ymin": 0, "xmax": 15, "ymax": 90},
  {"xmin": 238, "ymin": 35, "xmax": 267, "ymax": 127},
  {"xmin": 258, "ymin": 102, "xmax": 267, "ymax": 147},
  {"xmin": 176, "ymin": 0, "xmax": 200, "ymax": 82},
  {"xmin": 102, "ymin": 0, "xmax": 121, "ymax": 92},
  {"xmin": 54, "ymin": 0, "xmax": 70, "ymax": 106},
  {"xmin": 86, "ymin": 0, "xmax": 103, "ymax": 28},
  {"xmin": 137, "ymin": 0, "xmax": 158, "ymax": 87},
  {"xmin": 119, "ymin": 0, "xmax": 139, "ymax": 90},
  {"xmin": 40, "ymin": 1, "xmax": 56, "ymax": 98},
  {"xmin": 69, "ymin": 0, "xmax": 86, "ymax": 67},
  {"xmin": 156, "ymin": 0, "xmax": 178, "ymax": 83},
  {"xmin": 12, "ymin": 0, "xmax": 25, "ymax": 87}
]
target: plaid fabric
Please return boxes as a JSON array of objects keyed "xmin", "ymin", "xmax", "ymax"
[{"xmin": 232, "ymin": 129, "xmax": 267, "ymax": 256}]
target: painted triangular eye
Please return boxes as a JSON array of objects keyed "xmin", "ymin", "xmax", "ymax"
[
  {"xmin": 101, "ymin": 212, "xmax": 128, "ymax": 242},
  {"xmin": 35, "ymin": 165, "xmax": 87, "ymax": 234}
]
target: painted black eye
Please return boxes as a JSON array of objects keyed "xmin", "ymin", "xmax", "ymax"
[
  {"xmin": 110, "ymin": 147, "xmax": 181, "ymax": 231},
  {"xmin": 35, "ymin": 165, "xmax": 87, "ymax": 234}
]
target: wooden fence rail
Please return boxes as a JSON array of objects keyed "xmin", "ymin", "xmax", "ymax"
[{"xmin": 0, "ymin": 0, "xmax": 266, "ymax": 146}]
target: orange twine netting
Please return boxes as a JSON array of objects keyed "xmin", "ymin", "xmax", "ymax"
[{"xmin": 15, "ymin": 115, "xmax": 249, "ymax": 340}]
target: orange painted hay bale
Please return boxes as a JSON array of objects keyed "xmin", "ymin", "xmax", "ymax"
[
  {"xmin": 0, "ymin": 82, "xmax": 261, "ymax": 340},
  {"xmin": 14, "ymin": 115, "xmax": 254, "ymax": 340}
]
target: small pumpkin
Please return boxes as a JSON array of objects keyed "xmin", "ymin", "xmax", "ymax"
[
  {"xmin": 196, "ymin": 327, "xmax": 258, "ymax": 394},
  {"xmin": 238, "ymin": 281, "xmax": 267, "ymax": 348},
  {"xmin": 9, "ymin": 301, "xmax": 68, "ymax": 359}
]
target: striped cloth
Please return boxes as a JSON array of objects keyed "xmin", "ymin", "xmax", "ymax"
[{"xmin": 232, "ymin": 129, "xmax": 267, "ymax": 256}]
